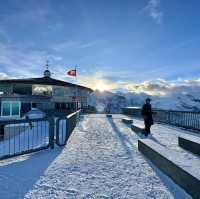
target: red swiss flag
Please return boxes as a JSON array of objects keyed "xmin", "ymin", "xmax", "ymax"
[{"xmin": 67, "ymin": 69, "xmax": 76, "ymax": 77}]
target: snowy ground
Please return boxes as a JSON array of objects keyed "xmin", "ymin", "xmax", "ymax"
[
  {"xmin": 0, "ymin": 114, "xmax": 197, "ymax": 199},
  {"xmin": 132, "ymin": 117, "xmax": 200, "ymax": 175}
]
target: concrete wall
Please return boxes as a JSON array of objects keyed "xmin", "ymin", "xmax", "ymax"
[{"xmin": 138, "ymin": 139, "xmax": 200, "ymax": 199}]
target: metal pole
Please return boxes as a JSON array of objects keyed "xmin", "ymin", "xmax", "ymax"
[
  {"xmin": 48, "ymin": 115, "xmax": 55, "ymax": 149},
  {"xmin": 75, "ymin": 65, "xmax": 78, "ymax": 111}
]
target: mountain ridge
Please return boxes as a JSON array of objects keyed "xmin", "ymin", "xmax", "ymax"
[{"xmin": 88, "ymin": 88, "xmax": 200, "ymax": 113}]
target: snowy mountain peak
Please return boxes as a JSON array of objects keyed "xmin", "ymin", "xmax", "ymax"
[{"xmin": 88, "ymin": 88, "xmax": 200, "ymax": 113}]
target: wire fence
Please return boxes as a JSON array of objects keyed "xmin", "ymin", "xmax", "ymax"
[
  {"xmin": 0, "ymin": 110, "xmax": 81, "ymax": 160},
  {"xmin": 122, "ymin": 107, "xmax": 200, "ymax": 131}
]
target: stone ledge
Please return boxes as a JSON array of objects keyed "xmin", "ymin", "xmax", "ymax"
[
  {"xmin": 178, "ymin": 135, "xmax": 200, "ymax": 156},
  {"xmin": 138, "ymin": 139, "xmax": 200, "ymax": 199},
  {"xmin": 122, "ymin": 118, "xmax": 133, "ymax": 124},
  {"xmin": 131, "ymin": 124, "xmax": 143, "ymax": 134}
]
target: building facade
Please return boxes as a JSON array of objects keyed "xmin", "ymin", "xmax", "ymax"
[{"xmin": 0, "ymin": 69, "xmax": 93, "ymax": 119}]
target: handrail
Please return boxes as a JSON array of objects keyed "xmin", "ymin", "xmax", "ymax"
[
  {"xmin": 123, "ymin": 107, "xmax": 200, "ymax": 114},
  {"xmin": 67, "ymin": 109, "xmax": 81, "ymax": 119},
  {"xmin": 122, "ymin": 107, "xmax": 200, "ymax": 131},
  {"xmin": 56, "ymin": 109, "xmax": 81, "ymax": 146}
]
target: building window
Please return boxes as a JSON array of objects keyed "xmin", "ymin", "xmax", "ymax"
[
  {"xmin": 32, "ymin": 85, "xmax": 52, "ymax": 96},
  {"xmin": 0, "ymin": 84, "xmax": 12, "ymax": 95},
  {"xmin": 21, "ymin": 103, "xmax": 31, "ymax": 115},
  {"xmin": 1, "ymin": 101, "xmax": 21, "ymax": 117},
  {"xmin": 2, "ymin": 102, "xmax": 10, "ymax": 116},
  {"xmin": 32, "ymin": 103, "xmax": 37, "ymax": 108},
  {"xmin": 53, "ymin": 87, "xmax": 64, "ymax": 97},
  {"xmin": 13, "ymin": 84, "xmax": 32, "ymax": 95},
  {"xmin": 55, "ymin": 103, "xmax": 68, "ymax": 111},
  {"xmin": 12, "ymin": 102, "xmax": 20, "ymax": 116},
  {"xmin": 55, "ymin": 103, "xmax": 61, "ymax": 110}
]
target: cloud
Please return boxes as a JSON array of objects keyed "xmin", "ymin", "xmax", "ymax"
[
  {"xmin": 124, "ymin": 81, "xmax": 169, "ymax": 96},
  {"xmin": 75, "ymin": 70, "xmax": 200, "ymax": 96},
  {"xmin": 53, "ymin": 40, "xmax": 103, "ymax": 52},
  {"xmin": 48, "ymin": 22, "xmax": 64, "ymax": 32},
  {"xmin": 0, "ymin": 41, "xmax": 62, "ymax": 78},
  {"xmin": 143, "ymin": 0, "xmax": 163, "ymax": 24},
  {"xmin": 0, "ymin": 72, "xmax": 11, "ymax": 80},
  {"xmin": 0, "ymin": 2, "xmax": 50, "ymax": 27},
  {"xmin": 122, "ymin": 78, "xmax": 200, "ymax": 96},
  {"xmin": 77, "ymin": 71, "xmax": 119, "ymax": 91},
  {"xmin": 0, "ymin": 40, "xmax": 199, "ymax": 97},
  {"xmin": 53, "ymin": 41, "xmax": 80, "ymax": 51},
  {"xmin": 0, "ymin": 28, "xmax": 10, "ymax": 42}
]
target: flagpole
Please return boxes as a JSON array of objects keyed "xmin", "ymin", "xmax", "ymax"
[
  {"xmin": 75, "ymin": 65, "xmax": 78, "ymax": 111},
  {"xmin": 67, "ymin": 67, "xmax": 78, "ymax": 111}
]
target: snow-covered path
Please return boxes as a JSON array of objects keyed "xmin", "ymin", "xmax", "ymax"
[{"xmin": 0, "ymin": 114, "xmax": 194, "ymax": 199}]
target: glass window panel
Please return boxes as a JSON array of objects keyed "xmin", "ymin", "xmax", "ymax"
[
  {"xmin": 12, "ymin": 102, "xmax": 20, "ymax": 116},
  {"xmin": 53, "ymin": 87, "xmax": 64, "ymax": 97},
  {"xmin": 2, "ymin": 102, "xmax": 10, "ymax": 116},
  {"xmin": 32, "ymin": 85, "xmax": 52, "ymax": 96},
  {"xmin": 13, "ymin": 84, "xmax": 32, "ymax": 95},
  {"xmin": 0, "ymin": 85, "xmax": 12, "ymax": 95}
]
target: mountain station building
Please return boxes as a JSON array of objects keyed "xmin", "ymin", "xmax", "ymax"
[{"xmin": 0, "ymin": 69, "xmax": 93, "ymax": 119}]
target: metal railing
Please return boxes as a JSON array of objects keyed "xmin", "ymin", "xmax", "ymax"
[
  {"xmin": 56, "ymin": 109, "xmax": 81, "ymax": 146},
  {"xmin": 122, "ymin": 107, "xmax": 200, "ymax": 131},
  {"xmin": 0, "ymin": 110, "xmax": 81, "ymax": 160},
  {"xmin": 0, "ymin": 117, "xmax": 50, "ymax": 160}
]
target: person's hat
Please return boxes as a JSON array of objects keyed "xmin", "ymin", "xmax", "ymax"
[{"xmin": 145, "ymin": 98, "xmax": 151, "ymax": 101}]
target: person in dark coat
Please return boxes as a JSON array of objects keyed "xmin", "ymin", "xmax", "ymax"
[{"xmin": 141, "ymin": 98, "xmax": 154, "ymax": 136}]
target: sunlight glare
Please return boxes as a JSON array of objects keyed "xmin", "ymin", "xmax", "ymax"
[{"xmin": 95, "ymin": 81, "xmax": 108, "ymax": 92}]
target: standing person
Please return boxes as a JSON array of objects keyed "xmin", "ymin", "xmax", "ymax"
[{"xmin": 141, "ymin": 98, "xmax": 154, "ymax": 136}]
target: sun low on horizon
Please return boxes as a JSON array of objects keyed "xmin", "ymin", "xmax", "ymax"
[
  {"xmin": 94, "ymin": 81, "xmax": 109, "ymax": 92},
  {"xmin": 77, "ymin": 73, "xmax": 119, "ymax": 92}
]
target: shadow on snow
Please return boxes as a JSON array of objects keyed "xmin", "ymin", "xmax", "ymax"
[
  {"xmin": 0, "ymin": 147, "xmax": 63, "ymax": 199},
  {"xmin": 107, "ymin": 117, "xmax": 135, "ymax": 159}
]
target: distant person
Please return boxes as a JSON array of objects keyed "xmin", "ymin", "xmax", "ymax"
[
  {"xmin": 141, "ymin": 98, "xmax": 154, "ymax": 136},
  {"xmin": 107, "ymin": 103, "xmax": 111, "ymax": 114}
]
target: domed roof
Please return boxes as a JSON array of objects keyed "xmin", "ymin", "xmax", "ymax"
[
  {"xmin": 43, "ymin": 60, "xmax": 51, "ymax": 77},
  {"xmin": 44, "ymin": 69, "xmax": 51, "ymax": 77}
]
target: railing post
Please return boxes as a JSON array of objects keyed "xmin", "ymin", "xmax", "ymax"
[
  {"xmin": 167, "ymin": 111, "xmax": 169, "ymax": 123},
  {"xmin": 65, "ymin": 118, "xmax": 70, "ymax": 143},
  {"xmin": 0, "ymin": 124, "xmax": 5, "ymax": 140},
  {"xmin": 48, "ymin": 115, "xmax": 55, "ymax": 149}
]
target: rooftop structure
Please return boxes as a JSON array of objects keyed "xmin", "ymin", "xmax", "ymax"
[{"xmin": 0, "ymin": 67, "xmax": 93, "ymax": 119}]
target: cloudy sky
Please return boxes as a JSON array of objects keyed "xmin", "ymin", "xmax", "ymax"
[{"xmin": 0, "ymin": 0, "xmax": 200, "ymax": 95}]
